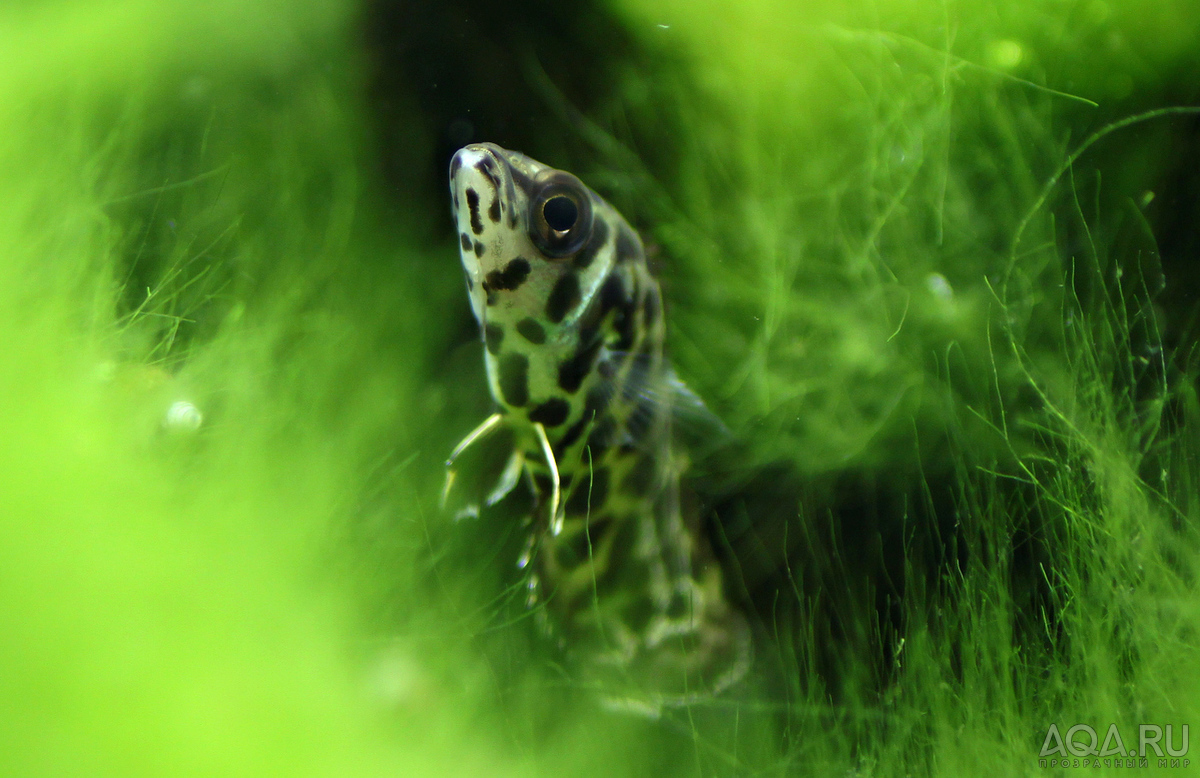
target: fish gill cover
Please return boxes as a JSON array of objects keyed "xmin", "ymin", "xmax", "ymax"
[{"xmin": 1, "ymin": 0, "xmax": 1198, "ymax": 775}]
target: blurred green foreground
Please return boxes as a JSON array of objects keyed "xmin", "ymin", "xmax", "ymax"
[{"xmin": 1, "ymin": 0, "xmax": 1198, "ymax": 775}]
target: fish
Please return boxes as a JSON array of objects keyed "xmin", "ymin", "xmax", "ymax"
[{"xmin": 444, "ymin": 142, "xmax": 750, "ymax": 712}]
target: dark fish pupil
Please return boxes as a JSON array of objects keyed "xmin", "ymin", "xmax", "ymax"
[{"xmin": 543, "ymin": 196, "xmax": 578, "ymax": 232}]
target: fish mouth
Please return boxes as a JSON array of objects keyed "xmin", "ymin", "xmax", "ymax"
[
  {"xmin": 451, "ymin": 145, "xmax": 515, "ymax": 268},
  {"xmin": 455, "ymin": 143, "xmax": 506, "ymax": 191},
  {"xmin": 451, "ymin": 145, "xmax": 516, "ymax": 258},
  {"xmin": 449, "ymin": 144, "xmax": 515, "ymax": 227},
  {"xmin": 450, "ymin": 145, "xmax": 524, "ymax": 324}
]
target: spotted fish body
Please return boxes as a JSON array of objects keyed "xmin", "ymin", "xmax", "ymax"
[{"xmin": 448, "ymin": 143, "xmax": 749, "ymax": 708}]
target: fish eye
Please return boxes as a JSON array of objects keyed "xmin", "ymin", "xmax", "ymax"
[
  {"xmin": 529, "ymin": 172, "xmax": 594, "ymax": 258},
  {"xmin": 543, "ymin": 195, "xmax": 578, "ymax": 231}
]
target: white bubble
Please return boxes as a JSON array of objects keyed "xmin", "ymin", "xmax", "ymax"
[
  {"xmin": 926, "ymin": 273, "xmax": 954, "ymax": 302},
  {"xmin": 164, "ymin": 400, "xmax": 203, "ymax": 431}
]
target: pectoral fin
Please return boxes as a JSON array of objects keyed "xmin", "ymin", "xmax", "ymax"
[{"xmin": 441, "ymin": 414, "xmax": 520, "ymax": 520}]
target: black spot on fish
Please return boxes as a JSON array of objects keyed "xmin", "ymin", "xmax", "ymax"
[
  {"xmin": 488, "ymin": 196, "xmax": 501, "ymax": 223},
  {"xmin": 642, "ymin": 287, "xmax": 660, "ymax": 327},
  {"xmin": 484, "ymin": 257, "xmax": 530, "ymax": 292},
  {"xmin": 620, "ymin": 351, "xmax": 657, "ymax": 407},
  {"xmin": 465, "ymin": 275, "xmax": 474, "ymax": 291},
  {"xmin": 600, "ymin": 520, "xmax": 641, "ymax": 585},
  {"xmin": 624, "ymin": 392, "xmax": 659, "ymax": 448},
  {"xmin": 460, "ymin": 233, "xmax": 472, "ymax": 251},
  {"xmin": 516, "ymin": 317, "xmax": 546, "ymax": 344},
  {"xmin": 664, "ymin": 589, "xmax": 693, "ymax": 619},
  {"xmin": 584, "ymin": 414, "xmax": 616, "ymax": 457},
  {"xmin": 573, "ymin": 218, "xmax": 608, "ymax": 270},
  {"xmin": 587, "ymin": 514, "xmax": 613, "ymax": 540},
  {"xmin": 597, "ymin": 357, "xmax": 619, "ymax": 380},
  {"xmin": 565, "ymin": 467, "xmax": 609, "ymax": 516},
  {"xmin": 621, "ymin": 455, "xmax": 657, "ymax": 496},
  {"xmin": 466, "ymin": 188, "xmax": 483, "ymax": 235},
  {"xmin": 591, "ymin": 272, "xmax": 637, "ymax": 350},
  {"xmin": 561, "ymin": 513, "xmax": 613, "ymax": 565},
  {"xmin": 545, "ymin": 273, "xmax": 580, "ymax": 324},
  {"xmin": 499, "ymin": 353, "xmax": 528, "ymax": 407},
  {"xmin": 506, "ymin": 163, "xmax": 535, "ymax": 198},
  {"xmin": 621, "ymin": 350, "xmax": 650, "ymax": 390},
  {"xmin": 449, "ymin": 155, "xmax": 462, "ymax": 180},
  {"xmin": 584, "ymin": 383, "xmax": 612, "ymax": 417},
  {"xmin": 474, "ymin": 241, "xmax": 485, "ymax": 258},
  {"xmin": 486, "ymin": 288, "xmax": 497, "ymax": 306},
  {"xmin": 613, "ymin": 301, "xmax": 637, "ymax": 351},
  {"xmin": 558, "ymin": 339, "xmax": 601, "ymax": 394},
  {"xmin": 474, "ymin": 158, "xmax": 501, "ymax": 191},
  {"xmin": 484, "ymin": 323, "xmax": 504, "ymax": 355},
  {"xmin": 555, "ymin": 416, "xmax": 589, "ymax": 458},
  {"xmin": 573, "ymin": 294, "xmax": 606, "ymax": 344},
  {"xmin": 615, "ymin": 223, "xmax": 641, "ymax": 263},
  {"xmin": 529, "ymin": 398, "xmax": 570, "ymax": 427},
  {"xmin": 597, "ymin": 273, "xmax": 628, "ymax": 317},
  {"xmin": 577, "ymin": 315, "xmax": 602, "ymax": 354}
]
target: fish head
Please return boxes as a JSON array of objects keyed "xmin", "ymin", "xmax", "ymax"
[
  {"xmin": 450, "ymin": 143, "xmax": 613, "ymax": 327},
  {"xmin": 450, "ymin": 143, "xmax": 631, "ymax": 418}
]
